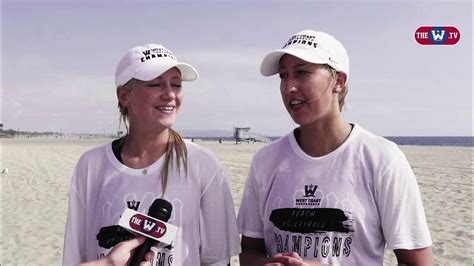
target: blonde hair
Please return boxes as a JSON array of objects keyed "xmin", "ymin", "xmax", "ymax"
[
  {"xmin": 324, "ymin": 64, "xmax": 348, "ymax": 112},
  {"xmin": 117, "ymin": 78, "xmax": 188, "ymax": 194}
]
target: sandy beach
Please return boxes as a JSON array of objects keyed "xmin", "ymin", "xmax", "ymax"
[{"xmin": 1, "ymin": 138, "xmax": 472, "ymax": 265}]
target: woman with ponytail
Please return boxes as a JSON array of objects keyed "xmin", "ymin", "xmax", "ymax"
[{"xmin": 63, "ymin": 44, "xmax": 241, "ymax": 266}]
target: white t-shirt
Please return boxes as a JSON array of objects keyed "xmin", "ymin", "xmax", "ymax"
[
  {"xmin": 63, "ymin": 140, "xmax": 241, "ymax": 266},
  {"xmin": 237, "ymin": 124, "xmax": 432, "ymax": 265}
]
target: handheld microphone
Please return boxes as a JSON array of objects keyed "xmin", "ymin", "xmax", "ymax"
[{"xmin": 127, "ymin": 198, "xmax": 173, "ymax": 266}]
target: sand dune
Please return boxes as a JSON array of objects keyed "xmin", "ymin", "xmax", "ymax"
[{"xmin": 0, "ymin": 138, "xmax": 472, "ymax": 265}]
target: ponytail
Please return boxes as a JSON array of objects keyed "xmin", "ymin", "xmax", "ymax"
[
  {"xmin": 161, "ymin": 128, "xmax": 188, "ymax": 194},
  {"xmin": 117, "ymin": 79, "xmax": 135, "ymax": 133}
]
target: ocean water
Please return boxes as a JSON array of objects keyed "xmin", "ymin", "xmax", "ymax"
[
  {"xmin": 384, "ymin": 136, "xmax": 473, "ymax": 147},
  {"xmin": 189, "ymin": 136, "xmax": 473, "ymax": 147}
]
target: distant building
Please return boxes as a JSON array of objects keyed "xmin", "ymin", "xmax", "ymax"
[
  {"xmin": 0, "ymin": 123, "xmax": 3, "ymax": 132},
  {"xmin": 234, "ymin": 127, "xmax": 251, "ymax": 143},
  {"xmin": 233, "ymin": 126, "xmax": 271, "ymax": 144}
]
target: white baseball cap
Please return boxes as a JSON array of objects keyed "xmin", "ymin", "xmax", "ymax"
[
  {"xmin": 115, "ymin": 44, "xmax": 198, "ymax": 87},
  {"xmin": 260, "ymin": 30, "xmax": 349, "ymax": 79}
]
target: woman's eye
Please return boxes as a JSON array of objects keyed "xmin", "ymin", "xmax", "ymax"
[
  {"xmin": 297, "ymin": 70, "xmax": 309, "ymax": 76},
  {"xmin": 147, "ymin": 84, "xmax": 161, "ymax": 87},
  {"xmin": 279, "ymin": 73, "xmax": 288, "ymax": 79},
  {"xmin": 172, "ymin": 84, "xmax": 182, "ymax": 88}
]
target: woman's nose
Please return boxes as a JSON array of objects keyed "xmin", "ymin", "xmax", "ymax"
[
  {"xmin": 161, "ymin": 84, "xmax": 175, "ymax": 99},
  {"xmin": 281, "ymin": 79, "xmax": 298, "ymax": 94}
]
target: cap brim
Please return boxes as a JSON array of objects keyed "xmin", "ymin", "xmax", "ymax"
[
  {"xmin": 133, "ymin": 61, "xmax": 199, "ymax": 82},
  {"xmin": 175, "ymin": 63, "xmax": 199, "ymax": 81},
  {"xmin": 260, "ymin": 48, "xmax": 329, "ymax": 76}
]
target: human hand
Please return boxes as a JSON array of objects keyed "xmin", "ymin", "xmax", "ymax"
[
  {"xmin": 264, "ymin": 252, "xmax": 327, "ymax": 266},
  {"xmin": 80, "ymin": 237, "xmax": 154, "ymax": 266},
  {"xmin": 104, "ymin": 236, "xmax": 155, "ymax": 266}
]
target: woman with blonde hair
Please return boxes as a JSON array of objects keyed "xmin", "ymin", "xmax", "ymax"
[{"xmin": 63, "ymin": 44, "xmax": 240, "ymax": 265}]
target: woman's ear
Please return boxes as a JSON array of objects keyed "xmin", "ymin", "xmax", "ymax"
[
  {"xmin": 333, "ymin": 72, "xmax": 348, "ymax": 93},
  {"xmin": 117, "ymin": 86, "xmax": 129, "ymax": 107}
]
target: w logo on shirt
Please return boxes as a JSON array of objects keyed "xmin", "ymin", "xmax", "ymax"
[
  {"xmin": 304, "ymin": 184, "xmax": 318, "ymax": 197},
  {"xmin": 127, "ymin": 200, "xmax": 141, "ymax": 211}
]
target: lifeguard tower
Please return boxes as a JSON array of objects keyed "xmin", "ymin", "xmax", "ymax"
[
  {"xmin": 233, "ymin": 127, "xmax": 270, "ymax": 144},
  {"xmin": 234, "ymin": 127, "xmax": 251, "ymax": 144}
]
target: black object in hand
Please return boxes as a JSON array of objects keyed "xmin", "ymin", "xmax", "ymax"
[{"xmin": 129, "ymin": 199, "xmax": 173, "ymax": 266}]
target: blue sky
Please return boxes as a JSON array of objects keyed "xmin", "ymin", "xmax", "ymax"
[{"xmin": 2, "ymin": 0, "xmax": 472, "ymax": 136}]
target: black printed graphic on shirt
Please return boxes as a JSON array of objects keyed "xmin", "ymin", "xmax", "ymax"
[
  {"xmin": 270, "ymin": 207, "xmax": 354, "ymax": 258},
  {"xmin": 96, "ymin": 200, "xmax": 143, "ymax": 248},
  {"xmin": 270, "ymin": 208, "xmax": 353, "ymax": 234}
]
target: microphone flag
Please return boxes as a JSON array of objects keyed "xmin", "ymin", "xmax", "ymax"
[{"xmin": 118, "ymin": 208, "xmax": 177, "ymax": 245}]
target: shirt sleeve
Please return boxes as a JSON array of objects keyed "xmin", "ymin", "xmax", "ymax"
[
  {"xmin": 199, "ymin": 162, "xmax": 241, "ymax": 265},
  {"xmin": 62, "ymin": 161, "xmax": 87, "ymax": 265},
  {"xmin": 237, "ymin": 161, "xmax": 265, "ymax": 238},
  {"xmin": 375, "ymin": 152, "xmax": 432, "ymax": 250}
]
